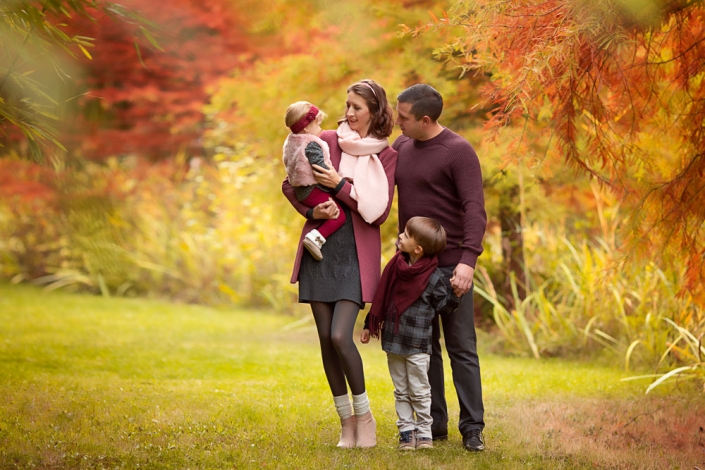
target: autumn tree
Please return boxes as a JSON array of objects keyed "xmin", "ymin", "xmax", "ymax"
[
  {"xmin": 1, "ymin": 1, "xmax": 282, "ymax": 161},
  {"xmin": 59, "ymin": 0, "xmax": 275, "ymax": 160},
  {"xmin": 0, "ymin": 0, "xmax": 150, "ymax": 161},
  {"xmin": 407, "ymin": 0, "xmax": 705, "ymax": 303}
]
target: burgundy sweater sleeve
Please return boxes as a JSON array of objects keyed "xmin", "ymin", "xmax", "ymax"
[{"xmin": 450, "ymin": 140, "xmax": 486, "ymax": 268}]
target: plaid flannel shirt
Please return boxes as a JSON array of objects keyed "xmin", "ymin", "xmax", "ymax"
[{"xmin": 375, "ymin": 268, "xmax": 461, "ymax": 356}]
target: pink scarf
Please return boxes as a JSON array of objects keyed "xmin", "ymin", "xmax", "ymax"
[{"xmin": 336, "ymin": 122, "xmax": 390, "ymax": 223}]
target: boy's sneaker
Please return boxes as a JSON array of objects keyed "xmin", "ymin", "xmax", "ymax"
[
  {"xmin": 416, "ymin": 437, "xmax": 433, "ymax": 449},
  {"xmin": 398, "ymin": 430, "xmax": 416, "ymax": 451}
]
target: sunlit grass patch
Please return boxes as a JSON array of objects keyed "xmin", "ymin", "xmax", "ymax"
[{"xmin": 1, "ymin": 283, "xmax": 703, "ymax": 469}]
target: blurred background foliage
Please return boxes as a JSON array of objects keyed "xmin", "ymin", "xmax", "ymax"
[{"xmin": 1, "ymin": 0, "xmax": 703, "ymax": 390}]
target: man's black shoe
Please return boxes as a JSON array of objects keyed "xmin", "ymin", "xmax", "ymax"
[
  {"xmin": 431, "ymin": 428, "xmax": 448, "ymax": 441},
  {"xmin": 463, "ymin": 429, "xmax": 485, "ymax": 452}
]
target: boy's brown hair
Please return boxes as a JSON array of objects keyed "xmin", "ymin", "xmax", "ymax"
[{"xmin": 406, "ymin": 216, "xmax": 446, "ymax": 257}]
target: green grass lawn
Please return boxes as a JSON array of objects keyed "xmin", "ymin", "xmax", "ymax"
[{"xmin": 1, "ymin": 283, "xmax": 703, "ymax": 469}]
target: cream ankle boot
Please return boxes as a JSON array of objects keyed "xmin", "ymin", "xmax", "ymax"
[
  {"xmin": 337, "ymin": 415, "xmax": 356, "ymax": 448},
  {"xmin": 355, "ymin": 411, "xmax": 376, "ymax": 448},
  {"xmin": 303, "ymin": 229, "xmax": 325, "ymax": 261}
]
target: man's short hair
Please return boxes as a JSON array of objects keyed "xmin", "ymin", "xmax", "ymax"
[
  {"xmin": 406, "ymin": 216, "xmax": 446, "ymax": 257},
  {"xmin": 397, "ymin": 84, "xmax": 443, "ymax": 121}
]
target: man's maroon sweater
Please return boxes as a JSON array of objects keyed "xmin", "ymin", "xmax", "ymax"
[{"xmin": 393, "ymin": 128, "xmax": 486, "ymax": 268}]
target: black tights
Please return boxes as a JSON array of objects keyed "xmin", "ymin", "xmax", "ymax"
[{"xmin": 310, "ymin": 300, "xmax": 366, "ymax": 397}]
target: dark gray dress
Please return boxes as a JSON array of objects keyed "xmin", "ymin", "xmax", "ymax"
[{"xmin": 298, "ymin": 204, "xmax": 363, "ymax": 307}]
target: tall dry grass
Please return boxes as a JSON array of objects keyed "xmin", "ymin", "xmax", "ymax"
[
  {"xmin": 0, "ymin": 151, "xmax": 301, "ymax": 310},
  {"xmin": 476, "ymin": 222, "xmax": 705, "ymax": 391}
]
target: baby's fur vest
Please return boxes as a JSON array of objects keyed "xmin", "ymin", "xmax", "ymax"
[{"xmin": 282, "ymin": 133, "xmax": 332, "ymax": 187}]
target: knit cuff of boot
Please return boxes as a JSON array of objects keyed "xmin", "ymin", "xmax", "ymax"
[
  {"xmin": 352, "ymin": 391, "xmax": 370, "ymax": 416},
  {"xmin": 333, "ymin": 394, "xmax": 353, "ymax": 419}
]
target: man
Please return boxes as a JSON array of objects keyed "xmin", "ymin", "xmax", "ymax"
[{"xmin": 392, "ymin": 84, "xmax": 487, "ymax": 452}]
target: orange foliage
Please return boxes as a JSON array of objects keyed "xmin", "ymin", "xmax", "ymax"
[
  {"xmin": 58, "ymin": 0, "xmax": 276, "ymax": 160},
  {"xmin": 0, "ymin": 161, "xmax": 56, "ymax": 204},
  {"xmin": 409, "ymin": 0, "xmax": 705, "ymax": 302}
]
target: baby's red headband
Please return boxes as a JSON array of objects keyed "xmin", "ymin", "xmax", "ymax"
[{"xmin": 290, "ymin": 105, "xmax": 319, "ymax": 133}]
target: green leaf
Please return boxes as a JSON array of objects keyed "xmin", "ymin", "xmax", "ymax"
[
  {"xmin": 133, "ymin": 40, "xmax": 146, "ymax": 68},
  {"xmin": 78, "ymin": 44, "xmax": 92, "ymax": 60},
  {"xmin": 645, "ymin": 365, "xmax": 699, "ymax": 394},
  {"xmin": 139, "ymin": 26, "xmax": 163, "ymax": 51}
]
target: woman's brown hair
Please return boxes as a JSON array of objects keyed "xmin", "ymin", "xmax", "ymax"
[{"xmin": 338, "ymin": 79, "xmax": 394, "ymax": 139}]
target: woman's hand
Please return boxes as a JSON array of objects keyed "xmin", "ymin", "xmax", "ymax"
[
  {"xmin": 312, "ymin": 164, "xmax": 343, "ymax": 188},
  {"xmin": 312, "ymin": 198, "xmax": 340, "ymax": 220}
]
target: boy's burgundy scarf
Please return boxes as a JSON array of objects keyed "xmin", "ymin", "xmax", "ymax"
[{"xmin": 368, "ymin": 251, "xmax": 438, "ymax": 338}]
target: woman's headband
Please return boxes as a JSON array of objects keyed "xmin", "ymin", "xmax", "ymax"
[
  {"xmin": 290, "ymin": 105, "xmax": 319, "ymax": 133},
  {"xmin": 361, "ymin": 81, "xmax": 377, "ymax": 98}
]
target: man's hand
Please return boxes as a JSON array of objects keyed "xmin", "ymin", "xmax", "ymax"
[
  {"xmin": 312, "ymin": 198, "xmax": 340, "ymax": 220},
  {"xmin": 450, "ymin": 263, "xmax": 475, "ymax": 297}
]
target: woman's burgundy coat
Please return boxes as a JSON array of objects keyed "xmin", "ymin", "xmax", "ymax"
[{"xmin": 282, "ymin": 129, "xmax": 398, "ymax": 303}]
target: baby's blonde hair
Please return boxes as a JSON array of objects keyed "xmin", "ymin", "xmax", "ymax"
[{"xmin": 285, "ymin": 101, "xmax": 327, "ymax": 131}]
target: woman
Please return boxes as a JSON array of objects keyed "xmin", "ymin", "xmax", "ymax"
[{"xmin": 282, "ymin": 79, "xmax": 397, "ymax": 448}]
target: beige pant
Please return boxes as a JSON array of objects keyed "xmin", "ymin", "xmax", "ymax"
[{"xmin": 386, "ymin": 352, "xmax": 432, "ymax": 438}]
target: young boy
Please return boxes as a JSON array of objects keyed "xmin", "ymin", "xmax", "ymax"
[{"xmin": 361, "ymin": 216, "xmax": 461, "ymax": 450}]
